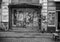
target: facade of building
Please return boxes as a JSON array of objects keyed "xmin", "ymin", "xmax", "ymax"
[
  {"xmin": 0, "ymin": 0, "xmax": 59, "ymax": 33},
  {"xmin": 47, "ymin": 0, "xmax": 60, "ymax": 32}
]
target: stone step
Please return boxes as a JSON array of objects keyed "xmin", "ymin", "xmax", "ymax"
[
  {"xmin": 0, "ymin": 32, "xmax": 53, "ymax": 38},
  {"xmin": 10, "ymin": 27, "xmax": 40, "ymax": 32}
]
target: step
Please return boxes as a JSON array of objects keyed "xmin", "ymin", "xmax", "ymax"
[
  {"xmin": 10, "ymin": 28, "xmax": 40, "ymax": 32},
  {"xmin": 0, "ymin": 32, "xmax": 53, "ymax": 38}
]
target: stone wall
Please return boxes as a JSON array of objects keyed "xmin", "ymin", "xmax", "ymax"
[
  {"xmin": 0, "ymin": 0, "xmax": 10, "ymax": 31},
  {"xmin": 41, "ymin": 0, "xmax": 57, "ymax": 32},
  {"xmin": 41, "ymin": 0, "xmax": 48, "ymax": 31}
]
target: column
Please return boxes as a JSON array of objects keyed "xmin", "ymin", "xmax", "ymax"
[
  {"xmin": 40, "ymin": 0, "xmax": 48, "ymax": 31},
  {"xmin": 1, "ymin": 0, "xmax": 10, "ymax": 31}
]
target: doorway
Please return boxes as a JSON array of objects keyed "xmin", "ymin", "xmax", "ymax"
[
  {"xmin": 9, "ymin": 4, "xmax": 42, "ymax": 32},
  {"xmin": 57, "ymin": 11, "xmax": 60, "ymax": 30},
  {"xmin": 56, "ymin": 2, "xmax": 60, "ymax": 30}
]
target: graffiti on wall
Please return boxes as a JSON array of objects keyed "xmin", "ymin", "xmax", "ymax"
[
  {"xmin": 12, "ymin": 8, "xmax": 40, "ymax": 28},
  {"xmin": 48, "ymin": 11, "xmax": 56, "ymax": 25}
]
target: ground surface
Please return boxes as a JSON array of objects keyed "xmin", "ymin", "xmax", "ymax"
[
  {"xmin": 0, "ymin": 32, "xmax": 60, "ymax": 42},
  {"xmin": 0, "ymin": 37, "xmax": 60, "ymax": 42}
]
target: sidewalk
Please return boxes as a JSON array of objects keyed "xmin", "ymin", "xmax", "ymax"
[{"xmin": 0, "ymin": 32, "xmax": 53, "ymax": 38}]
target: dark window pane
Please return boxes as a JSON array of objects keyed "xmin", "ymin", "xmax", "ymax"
[
  {"xmin": 58, "ymin": 12, "xmax": 60, "ymax": 29},
  {"xmin": 0, "ymin": 0, "xmax": 2, "ymax": 8}
]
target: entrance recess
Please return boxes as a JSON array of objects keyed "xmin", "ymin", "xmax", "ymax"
[
  {"xmin": 56, "ymin": 2, "xmax": 60, "ymax": 30},
  {"xmin": 57, "ymin": 11, "xmax": 60, "ymax": 30},
  {"xmin": 9, "ymin": 4, "xmax": 42, "ymax": 32}
]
